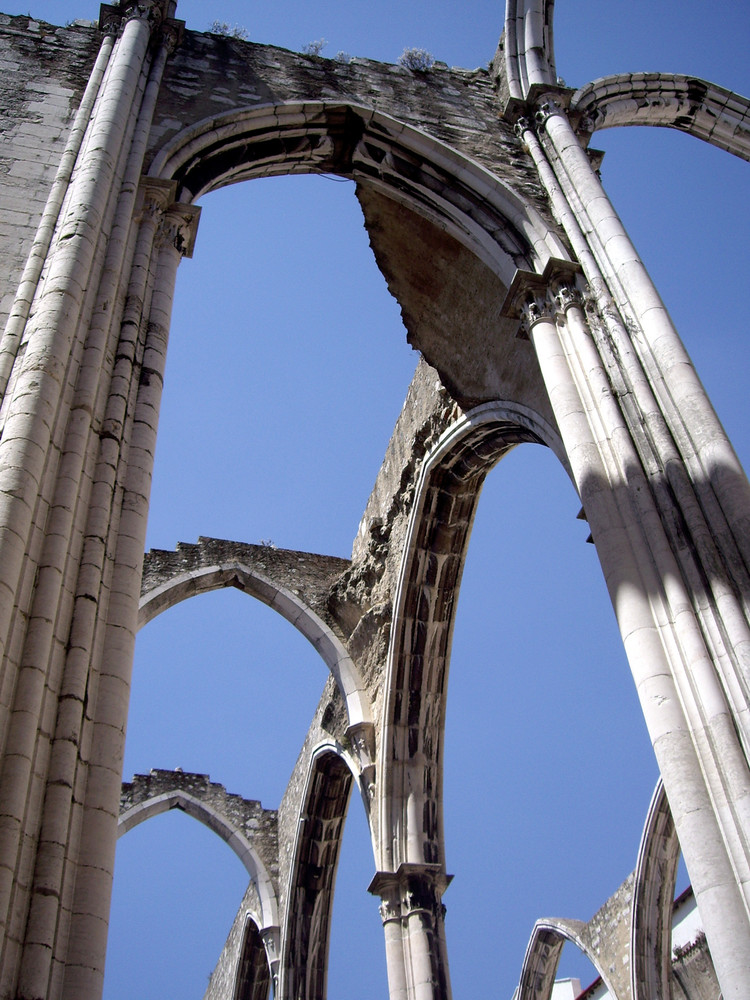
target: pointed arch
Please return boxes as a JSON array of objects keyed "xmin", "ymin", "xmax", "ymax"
[
  {"xmin": 516, "ymin": 917, "xmax": 621, "ymax": 1000},
  {"xmin": 148, "ymin": 101, "xmax": 568, "ymax": 283},
  {"xmin": 233, "ymin": 915, "xmax": 274, "ymax": 1000},
  {"xmin": 378, "ymin": 400, "xmax": 565, "ymax": 872},
  {"xmin": 118, "ymin": 786, "xmax": 279, "ymax": 930},
  {"xmin": 139, "ymin": 546, "xmax": 372, "ymax": 728},
  {"xmin": 631, "ymin": 779, "xmax": 680, "ymax": 1000},
  {"xmin": 281, "ymin": 743, "xmax": 359, "ymax": 1000}
]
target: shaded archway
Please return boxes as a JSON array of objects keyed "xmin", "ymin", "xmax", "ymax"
[
  {"xmin": 281, "ymin": 745, "xmax": 355, "ymax": 1000},
  {"xmin": 378, "ymin": 401, "xmax": 564, "ymax": 874},
  {"xmin": 631, "ymin": 780, "xmax": 680, "ymax": 1000},
  {"xmin": 234, "ymin": 916, "xmax": 274, "ymax": 1000}
]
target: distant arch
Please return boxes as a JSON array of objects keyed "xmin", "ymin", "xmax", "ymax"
[
  {"xmin": 233, "ymin": 915, "xmax": 274, "ymax": 1000},
  {"xmin": 281, "ymin": 743, "xmax": 357, "ymax": 1000},
  {"xmin": 516, "ymin": 917, "xmax": 620, "ymax": 1000},
  {"xmin": 572, "ymin": 74, "xmax": 750, "ymax": 162},
  {"xmin": 148, "ymin": 101, "xmax": 568, "ymax": 284},
  {"xmin": 118, "ymin": 787, "xmax": 278, "ymax": 930},
  {"xmin": 631, "ymin": 779, "xmax": 680, "ymax": 1000},
  {"xmin": 139, "ymin": 552, "xmax": 372, "ymax": 728}
]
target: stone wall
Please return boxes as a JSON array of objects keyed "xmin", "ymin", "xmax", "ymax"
[{"xmin": 0, "ymin": 16, "xmax": 98, "ymax": 331}]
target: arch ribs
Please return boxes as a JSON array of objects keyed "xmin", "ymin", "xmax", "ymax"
[{"xmin": 572, "ymin": 73, "xmax": 750, "ymax": 161}]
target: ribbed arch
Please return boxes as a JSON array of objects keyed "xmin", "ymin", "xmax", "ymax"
[
  {"xmin": 631, "ymin": 779, "xmax": 680, "ymax": 1000},
  {"xmin": 118, "ymin": 790, "xmax": 279, "ymax": 929},
  {"xmin": 281, "ymin": 744, "xmax": 357, "ymax": 1000},
  {"xmin": 378, "ymin": 400, "xmax": 565, "ymax": 872},
  {"xmin": 572, "ymin": 73, "xmax": 750, "ymax": 162},
  {"xmin": 516, "ymin": 917, "xmax": 620, "ymax": 1000},
  {"xmin": 147, "ymin": 101, "xmax": 568, "ymax": 283},
  {"xmin": 233, "ymin": 915, "xmax": 273, "ymax": 1000}
]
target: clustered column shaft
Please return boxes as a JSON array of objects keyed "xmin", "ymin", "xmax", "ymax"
[
  {"xmin": 0, "ymin": 4, "xmax": 194, "ymax": 999},
  {"xmin": 504, "ymin": 254, "xmax": 750, "ymax": 997}
]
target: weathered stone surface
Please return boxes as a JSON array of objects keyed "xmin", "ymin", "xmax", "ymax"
[{"xmin": 0, "ymin": 5, "xmax": 745, "ymax": 999}]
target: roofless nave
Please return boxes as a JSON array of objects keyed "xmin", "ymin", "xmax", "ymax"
[{"xmin": 0, "ymin": 1, "xmax": 748, "ymax": 997}]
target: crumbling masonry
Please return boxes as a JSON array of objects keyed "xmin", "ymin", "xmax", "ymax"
[{"xmin": 0, "ymin": 2, "xmax": 748, "ymax": 998}]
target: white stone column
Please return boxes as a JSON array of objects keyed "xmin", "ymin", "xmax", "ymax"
[
  {"xmin": 60, "ymin": 199, "xmax": 199, "ymax": 1000},
  {"xmin": 370, "ymin": 865, "xmax": 453, "ymax": 1000},
  {"xmin": 505, "ymin": 267, "xmax": 750, "ymax": 999},
  {"xmin": 534, "ymin": 97, "xmax": 750, "ymax": 564},
  {"xmin": 0, "ymin": 31, "xmax": 115, "ymax": 400},
  {"xmin": 0, "ymin": 6, "xmax": 154, "ymax": 685},
  {"xmin": 14, "ymin": 178, "xmax": 181, "ymax": 1000},
  {"xmin": 0, "ymin": 8, "xmax": 181, "ymax": 996}
]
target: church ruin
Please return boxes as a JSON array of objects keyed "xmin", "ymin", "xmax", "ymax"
[{"xmin": 0, "ymin": 1, "xmax": 748, "ymax": 997}]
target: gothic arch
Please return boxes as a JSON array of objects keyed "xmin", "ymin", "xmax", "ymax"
[
  {"xmin": 631, "ymin": 779, "xmax": 680, "ymax": 1000},
  {"xmin": 516, "ymin": 917, "xmax": 620, "ymax": 1000},
  {"xmin": 118, "ymin": 784, "xmax": 279, "ymax": 930},
  {"xmin": 281, "ymin": 744, "xmax": 357, "ymax": 1000},
  {"xmin": 138, "ymin": 548, "xmax": 372, "ymax": 728},
  {"xmin": 147, "ymin": 101, "xmax": 568, "ymax": 282},
  {"xmin": 233, "ymin": 915, "xmax": 274, "ymax": 1000},
  {"xmin": 378, "ymin": 400, "xmax": 565, "ymax": 873},
  {"xmin": 571, "ymin": 74, "xmax": 750, "ymax": 162}
]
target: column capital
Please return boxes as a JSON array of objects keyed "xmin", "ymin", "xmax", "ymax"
[
  {"xmin": 99, "ymin": 2, "xmax": 178, "ymax": 35},
  {"xmin": 535, "ymin": 96, "xmax": 565, "ymax": 126},
  {"xmin": 346, "ymin": 721, "xmax": 377, "ymax": 798},
  {"xmin": 502, "ymin": 258, "xmax": 582, "ymax": 336},
  {"xmin": 369, "ymin": 863, "xmax": 453, "ymax": 923},
  {"xmin": 158, "ymin": 202, "xmax": 201, "ymax": 258},
  {"xmin": 136, "ymin": 177, "xmax": 177, "ymax": 221}
]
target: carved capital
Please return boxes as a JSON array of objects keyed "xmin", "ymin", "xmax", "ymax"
[
  {"xmin": 535, "ymin": 96, "xmax": 566, "ymax": 126},
  {"xmin": 369, "ymin": 863, "xmax": 452, "ymax": 925},
  {"xmin": 502, "ymin": 259, "xmax": 582, "ymax": 338},
  {"xmin": 158, "ymin": 202, "xmax": 201, "ymax": 258},
  {"xmin": 553, "ymin": 282, "xmax": 583, "ymax": 314},
  {"xmin": 515, "ymin": 116, "xmax": 534, "ymax": 140},
  {"xmin": 519, "ymin": 292, "xmax": 556, "ymax": 335},
  {"xmin": 159, "ymin": 17, "xmax": 185, "ymax": 54},
  {"xmin": 136, "ymin": 177, "xmax": 177, "ymax": 223},
  {"xmin": 98, "ymin": 1, "xmax": 176, "ymax": 35},
  {"xmin": 259, "ymin": 925, "xmax": 280, "ymax": 963}
]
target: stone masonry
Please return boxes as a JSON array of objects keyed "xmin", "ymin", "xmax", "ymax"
[{"xmin": 0, "ymin": 3, "xmax": 748, "ymax": 999}]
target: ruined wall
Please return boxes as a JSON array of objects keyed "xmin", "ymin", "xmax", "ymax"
[
  {"xmin": 0, "ymin": 16, "xmax": 98, "ymax": 330},
  {"xmin": 203, "ymin": 880, "xmax": 265, "ymax": 1000},
  {"xmin": 146, "ymin": 28, "xmax": 553, "ymax": 210}
]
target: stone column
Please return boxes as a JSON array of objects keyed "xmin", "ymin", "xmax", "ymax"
[
  {"xmin": 60, "ymin": 196, "xmax": 199, "ymax": 1000},
  {"xmin": 504, "ymin": 266, "xmax": 750, "ymax": 999},
  {"xmin": 0, "ymin": 5, "xmax": 181, "ymax": 996},
  {"xmin": 370, "ymin": 864, "xmax": 453, "ymax": 1000},
  {"xmin": 534, "ymin": 97, "xmax": 750, "ymax": 567}
]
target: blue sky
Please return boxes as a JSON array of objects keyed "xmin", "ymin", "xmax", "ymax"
[{"xmin": 16, "ymin": 1, "xmax": 750, "ymax": 997}]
